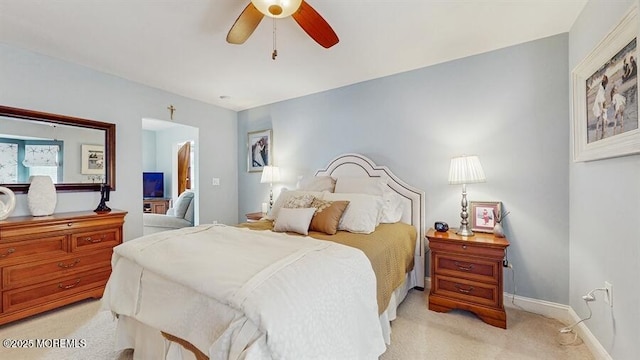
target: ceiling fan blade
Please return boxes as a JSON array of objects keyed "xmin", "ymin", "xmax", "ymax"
[
  {"xmin": 226, "ymin": 3, "xmax": 264, "ymax": 44},
  {"xmin": 292, "ymin": 1, "xmax": 339, "ymax": 49}
]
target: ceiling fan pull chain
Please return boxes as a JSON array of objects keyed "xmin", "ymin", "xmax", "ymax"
[{"xmin": 272, "ymin": 17, "xmax": 278, "ymax": 60}]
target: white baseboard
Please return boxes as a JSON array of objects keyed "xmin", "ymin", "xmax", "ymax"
[
  {"xmin": 567, "ymin": 307, "xmax": 613, "ymax": 360},
  {"xmin": 425, "ymin": 277, "xmax": 610, "ymax": 359},
  {"xmin": 503, "ymin": 292, "xmax": 612, "ymax": 360},
  {"xmin": 503, "ymin": 292, "xmax": 573, "ymax": 324}
]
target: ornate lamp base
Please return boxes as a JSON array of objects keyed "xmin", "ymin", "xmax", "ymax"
[
  {"xmin": 456, "ymin": 225, "xmax": 474, "ymax": 237},
  {"xmin": 456, "ymin": 183, "xmax": 475, "ymax": 237}
]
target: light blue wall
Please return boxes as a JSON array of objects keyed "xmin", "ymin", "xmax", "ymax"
[
  {"xmin": 142, "ymin": 130, "xmax": 157, "ymax": 171},
  {"xmin": 569, "ymin": 1, "xmax": 639, "ymax": 358},
  {"xmin": 239, "ymin": 34, "xmax": 571, "ymax": 304},
  {"xmin": 0, "ymin": 44, "xmax": 239, "ymax": 239}
]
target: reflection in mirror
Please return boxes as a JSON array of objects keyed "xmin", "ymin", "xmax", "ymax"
[{"xmin": 0, "ymin": 106, "xmax": 115, "ymax": 193}]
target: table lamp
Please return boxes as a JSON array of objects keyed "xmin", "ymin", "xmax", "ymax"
[
  {"xmin": 448, "ymin": 155, "xmax": 486, "ymax": 236},
  {"xmin": 261, "ymin": 165, "xmax": 280, "ymax": 210}
]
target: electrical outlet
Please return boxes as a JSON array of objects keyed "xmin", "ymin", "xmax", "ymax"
[
  {"xmin": 212, "ymin": 178, "xmax": 220, "ymax": 186},
  {"xmin": 605, "ymin": 281, "xmax": 613, "ymax": 307}
]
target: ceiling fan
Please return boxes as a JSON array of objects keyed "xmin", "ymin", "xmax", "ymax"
[{"xmin": 226, "ymin": 0, "xmax": 339, "ymax": 53}]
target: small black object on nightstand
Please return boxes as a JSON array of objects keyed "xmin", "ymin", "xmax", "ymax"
[{"xmin": 434, "ymin": 221, "xmax": 449, "ymax": 232}]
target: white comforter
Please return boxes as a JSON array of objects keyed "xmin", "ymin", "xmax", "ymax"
[{"xmin": 102, "ymin": 224, "xmax": 386, "ymax": 359}]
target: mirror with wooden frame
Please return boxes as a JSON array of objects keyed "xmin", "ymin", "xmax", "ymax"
[{"xmin": 0, "ymin": 105, "xmax": 116, "ymax": 193}]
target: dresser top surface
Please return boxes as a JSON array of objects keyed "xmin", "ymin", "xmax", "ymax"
[
  {"xmin": 1, "ymin": 210, "xmax": 127, "ymax": 226},
  {"xmin": 427, "ymin": 228, "xmax": 509, "ymax": 247}
]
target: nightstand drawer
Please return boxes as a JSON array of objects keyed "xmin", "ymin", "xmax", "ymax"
[
  {"xmin": 433, "ymin": 276, "xmax": 499, "ymax": 307},
  {"xmin": 434, "ymin": 254, "xmax": 499, "ymax": 284},
  {"xmin": 429, "ymin": 241, "xmax": 506, "ymax": 259}
]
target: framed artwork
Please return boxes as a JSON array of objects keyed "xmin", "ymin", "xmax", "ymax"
[
  {"xmin": 81, "ymin": 144, "xmax": 105, "ymax": 175},
  {"xmin": 470, "ymin": 201, "xmax": 502, "ymax": 233},
  {"xmin": 572, "ymin": 4, "xmax": 640, "ymax": 162},
  {"xmin": 247, "ymin": 129, "xmax": 272, "ymax": 173}
]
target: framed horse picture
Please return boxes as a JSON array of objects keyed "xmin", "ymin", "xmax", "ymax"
[{"xmin": 247, "ymin": 129, "xmax": 272, "ymax": 173}]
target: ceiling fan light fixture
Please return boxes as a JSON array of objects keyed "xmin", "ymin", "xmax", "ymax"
[{"xmin": 251, "ymin": 0, "xmax": 302, "ymax": 18}]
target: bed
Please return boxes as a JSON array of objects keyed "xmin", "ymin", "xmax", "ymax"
[{"xmin": 101, "ymin": 153, "xmax": 425, "ymax": 360}]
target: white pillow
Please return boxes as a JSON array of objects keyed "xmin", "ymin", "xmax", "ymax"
[
  {"xmin": 324, "ymin": 193, "xmax": 383, "ymax": 234},
  {"xmin": 334, "ymin": 177, "xmax": 387, "ymax": 196},
  {"xmin": 334, "ymin": 177, "xmax": 402, "ymax": 223},
  {"xmin": 273, "ymin": 208, "xmax": 316, "ymax": 235},
  {"xmin": 297, "ymin": 176, "xmax": 336, "ymax": 192},
  {"xmin": 380, "ymin": 189, "xmax": 404, "ymax": 223},
  {"xmin": 268, "ymin": 190, "xmax": 324, "ymax": 220}
]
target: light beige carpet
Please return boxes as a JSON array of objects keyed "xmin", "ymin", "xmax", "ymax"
[{"xmin": 0, "ymin": 290, "xmax": 593, "ymax": 359}]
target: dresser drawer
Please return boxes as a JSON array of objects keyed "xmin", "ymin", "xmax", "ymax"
[
  {"xmin": 2, "ymin": 249, "xmax": 113, "ymax": 289},
  {"xmin": 2, "ymin": 270, "xmax": 111, "ymax": 314},
  {"xmin": 429, "ymin": 240, "xmax": 506, "ymax": 259},
  {"xmin": 0, "ymin": 236, "xmax": 67, "ymax": 264},
  {"xmin": 432, "ymin": 276, "xmax": 499, "ymax": 308},
  {"xmin": 71, "ymin": 228, "xmax": 121, "ymax": 252},
  {"xmin": 434, "ymin": 254, "xmax": 499, "ymax": 284}
]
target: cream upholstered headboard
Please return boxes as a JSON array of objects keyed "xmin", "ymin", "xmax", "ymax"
[{"xmin": 315, "ymin": 153, "xmax": 426, "ymax": 289}]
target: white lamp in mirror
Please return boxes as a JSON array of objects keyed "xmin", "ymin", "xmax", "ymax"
[{"xmin": 449, "ymin": 155, "xmax": 486, "ymax": 236}]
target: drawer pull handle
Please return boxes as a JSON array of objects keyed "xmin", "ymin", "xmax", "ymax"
[
  {"xmin": 0, "ymin": 248, "xmax": 16, "ymax": 258},
  {"xmin": 67, "ymin": 223, "xmax": 73, "ymax": 227},
  {"xmin": 455, "ymin": 284, "xmax": 474, "ymax": 294},
  {"xmin": 58, "ymin": 259, "xmax": 80, "ymax": 268},
  {"xmin": 454, "ymin": 262, "xmax": 474, "ymax": 271},
  {"xmin": 462, "ymin": 245, "xmax": 467, "ymax": 250},
  {"xmin": 58, "ymin": 280, "xmax": 81, "ymax": 289},
  {"xmin": 85, "ymin": 235, "xmax": 106, "ymax": 243}
]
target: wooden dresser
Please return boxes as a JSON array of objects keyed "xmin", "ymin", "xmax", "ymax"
[
  {"xmin": 0, "ymin": 210, "xmax": 126, "ymax": 325},
  {"xmin": 427, "ymin": 228, "xmax": 510, "ymax": 328}
]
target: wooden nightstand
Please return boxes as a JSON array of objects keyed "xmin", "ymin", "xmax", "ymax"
[
  {"xmin": 427, "ymin": 228, "xmax": 510, "ymax": 329},
  {"xmin": 245, "ymin": 212, "xmax": 265, "ymax": 222}
]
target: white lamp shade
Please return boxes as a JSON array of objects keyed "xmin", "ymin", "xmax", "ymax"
[
  {"xmin": 448, "ymin": 155, "xmax": 486, "ymax": 185},
  {"xmin": 261, "ymin": 166, "xmax": 281, "ymax": 183},
  {"xmin": 251, "ymin": 0, "xmax": 302, "ymax": 18}
]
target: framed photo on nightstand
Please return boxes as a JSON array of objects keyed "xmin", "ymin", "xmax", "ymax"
[{"xmin": 470, "ymin": 201, "xmax": 501, "ymax": 233}]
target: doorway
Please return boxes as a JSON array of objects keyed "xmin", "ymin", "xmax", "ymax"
[
  {"xmin": 142, "ymin": 118, "xmax": 199, "ymax": 224},
  {"xmin": 177, "ymin": 141, "xmax": 192, "ymax": 195}
]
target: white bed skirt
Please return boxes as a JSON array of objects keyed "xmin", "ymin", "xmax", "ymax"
[{"xmin": 111, "ymin": 272, "xmax": 416, "ymax": 360}]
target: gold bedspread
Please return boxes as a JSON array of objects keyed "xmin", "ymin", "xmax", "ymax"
[{"xmin": 237, "ymin": 221, "xmax": 417, "ymax": 314}]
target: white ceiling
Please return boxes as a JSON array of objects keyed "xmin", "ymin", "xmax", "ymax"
[{"xmin": 0, "ymin": 0, "xmax": 587, "ymax": 112}]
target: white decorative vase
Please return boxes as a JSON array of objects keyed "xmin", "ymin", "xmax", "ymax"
[
  {"xmin": 493, "ymin": 222, "xmax": 505, "ymax": 238},
  {"xmin": 27, "ymin": 176, "xmax": 57, "ymax": 216},
  {"xmin": 0, "ymin": 186, "xmax": 16, "ymax": 220}
]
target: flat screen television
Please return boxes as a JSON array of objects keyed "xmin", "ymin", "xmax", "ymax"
[{"xmin": 143, "ymin": 172, "xmax": 164, "ymax": 198}]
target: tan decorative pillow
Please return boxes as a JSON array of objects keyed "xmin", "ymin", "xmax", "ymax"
[{"xmin": 309, "ymin": 199, "xmax": 350, "ymax": 235}]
